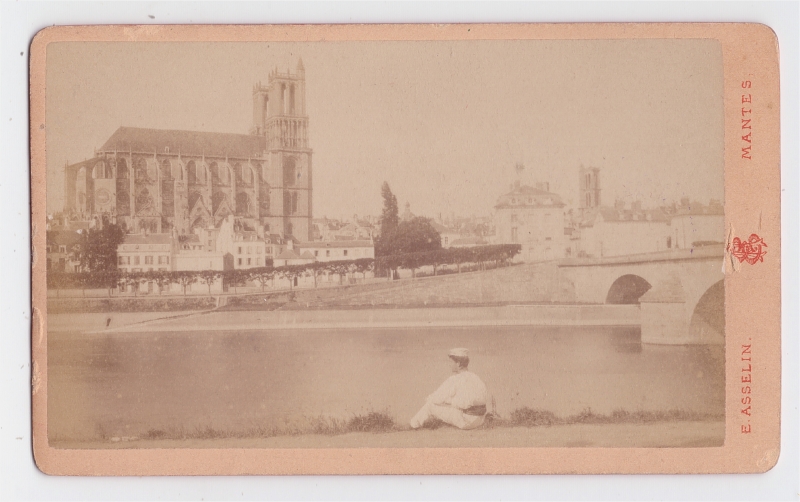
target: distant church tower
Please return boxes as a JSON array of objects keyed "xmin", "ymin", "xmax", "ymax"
[
  {"xmin": 251, "ymin": 58, "xmax": 312, "ymax": 240},
  {"xmin": 579, "ymin": 166, "xmax": 601, "ymax": 210}
]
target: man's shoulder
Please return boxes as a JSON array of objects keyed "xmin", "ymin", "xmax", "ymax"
[{"xmin": 461, "ymin": 371, "xmax": 485, "ymax": 383}]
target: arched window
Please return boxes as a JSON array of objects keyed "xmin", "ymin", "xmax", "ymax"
[
  {"xmin": 161, "ymin": 159, "xmax": 172, "ymax": 179},
  {"xmin": 285, "ymin": 221, "xmax": 293, "ymax": 236},
  {"xmin": 116, "ymin": 158, "xmax": 128, "ymax": 179},
  {"xmin": 292, "ymin": 191, "xmax": 298, "ymax": 213},
  {"xmin": 586, "ymin": 192, "xmax": 591, "ymax": 207},
  {"xmin": 260, "ymin": 185, "xmax": 270, "ymax": 215},
  {"xmin": 289, "ymin": 85, "xmax": 295, "ymax": 115},
  {"xmin": 75, "ymin": 167, "xmax": 87, "ymax": 211},
  {"xmin": 187, "ymin": 160, "xmax": 197, "ymax": 184},
  {"xmin": 281, "ymin": 84, "xmax": 287, "ymax": 115},
  {"xmin": 136, "ymin": 159, "xmax": 148, "ymax": 180},
  {"xmin": 117, "ymin": 190, "xmax": 130, "ymax": 214},
  {"xmin": 236, "ymin": 192, "xmax": 251, "ymax": 216},
  {"xmin": 210, "ymin": 162, "xmax": 220, "ymax": 184},
  {"xmin": 283, "ymin": 157, "xmax": 296, "ymax": 186},
  {"xmin": 92, "ymin": 161, "xmax": 112, "ymax": 179},
  {"xmin": 250, "ymin": 161, "xmax": 264, "ymax": 182},
  {"xmin": 238, "ymin": 163, "xmax": 253, "ymax": 185}
]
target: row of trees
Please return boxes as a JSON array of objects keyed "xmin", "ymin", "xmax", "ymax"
[
  {"xmin": 47, "ymin": 258, "xmax": 372, "ymax": 296},
  {"xmin": 47, "ymin": 244, "xmax": 521, "ymax": 296},
  {"xmin": 374, "ymin": 244, "xmax": 521, "ymax": 278}
]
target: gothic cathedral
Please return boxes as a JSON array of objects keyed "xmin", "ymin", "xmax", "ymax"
[{"xmin": 62, "ymin": 59, "xmax": 313, "ymax": 241}]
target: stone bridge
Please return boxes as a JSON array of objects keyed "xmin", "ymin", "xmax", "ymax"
[{"xmin": 558, "ymin": 245, "xmax": 725, "ymax": 345}]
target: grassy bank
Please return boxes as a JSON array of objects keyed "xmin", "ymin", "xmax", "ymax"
[{"xmin": 77, "ymin": 407, "xmax": 723, "ymax": 444}]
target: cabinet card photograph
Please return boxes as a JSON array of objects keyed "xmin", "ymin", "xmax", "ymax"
[{"xmin": 30, "ymin": 23, "xmax": 781, "ymax": 475}]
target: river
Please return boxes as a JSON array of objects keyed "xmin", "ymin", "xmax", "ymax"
[{"xmin": 48, "ymin": 324, "xmax": 724, "ymax": 442}]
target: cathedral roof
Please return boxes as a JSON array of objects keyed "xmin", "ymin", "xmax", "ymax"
[{"xmin": 99, "ymin": 126, "xmax": 266, "ymax": 159}]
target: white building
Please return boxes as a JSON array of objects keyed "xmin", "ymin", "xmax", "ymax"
[
  {"xmin": 296, "ymin": 239, "xmax": 375, "ymax": 262},
  {"xmin": 117, "ymin": 234, "xmax": 175, "ymax": 273},
  {"xmin": 493, "ymin": 181, "xmax": 567, "ymax": 262},
  {"xmin": 670, "ymin": 201, "xmax": 725, "ymax": 249},
  {"xmin": 429, "ymin": 220, "xmax": 462, "ymax": 248},
  {"xmin": 578, "ymin": 203, "xmax": 671, "ymax": 258}
]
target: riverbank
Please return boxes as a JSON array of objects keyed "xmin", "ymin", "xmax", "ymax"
[
  {"xmin": 59, "ymin": 304, "xmax": 640, "ymax": 335},
  {"xmin": 50, "ymin": 420, "xmax": 724, "ymax": 449},
  {"xmin": 46, "ymin": 262, "xmax": 572, "ymax": 313}
]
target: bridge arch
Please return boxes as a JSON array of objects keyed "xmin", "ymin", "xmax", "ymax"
[
  {"xmin": 689, "ymin": 279, "xmax": 725, "ymax": 343},
  {"xmin": 605, "ymin": 274, "xmax": 652, "ymax": 304}
]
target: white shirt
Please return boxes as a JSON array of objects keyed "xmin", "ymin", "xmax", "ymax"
[{"xmin": 427, "ymin": 370, "xmax": 488, "ymax": 410}]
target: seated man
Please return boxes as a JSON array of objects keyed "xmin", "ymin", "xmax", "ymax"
[{"xmin": 410, "ymin": 348, "xmax": 488, "ymax": 430}]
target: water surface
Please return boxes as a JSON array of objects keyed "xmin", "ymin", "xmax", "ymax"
[{"xmin": 48, "ymin": 325, "xmax": 724, "ymax": 441}]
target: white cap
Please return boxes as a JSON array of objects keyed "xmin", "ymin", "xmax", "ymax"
[{"xmin": 449, "ymin": 348, "xmax": 469, "ymax": 358}]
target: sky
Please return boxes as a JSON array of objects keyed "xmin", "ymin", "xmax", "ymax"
[{"xmin": 46, "ymin": 39, "xmax": 724, "ymax": 220}]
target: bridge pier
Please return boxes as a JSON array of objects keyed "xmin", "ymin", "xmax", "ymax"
[{"xmin": 638, "ymin": 272, "xmax": 723, "ymax": 345}]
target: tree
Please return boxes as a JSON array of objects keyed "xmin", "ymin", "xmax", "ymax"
[
  {"xmin": 386, "ymin": 216, "xmax": 442, "ymax": 256},
  {"xmin": 199, "ymin": 270, "xmax": 220, "ymax": 295},
  {"xmin": 279, "ymin": 264, "xmax": 305, "ymax": 290},
  {"xmin": 327, "ymin": 260, "xmax": 352, "ymax": 285},
  {"xmin": 149, "ymin": 270, "xmax": 174, "ymax": 295},
  {"xmin": 249, "ymin": 266, "xmax": 276, "ymax": 292},
  {"xmin": 120, "ymin": 272, "xmax": 143, "ymax": 297},
  {"xmin": 353, "ymin": 258, "xmax": 374, "ymax": 281},
  {"xmin": 176, "ymin": 271, "xmax": 198, "ymax": 295},
  {"xmin": 75, "ymin": 220, "xmax": 126, "ymax": 274},
  {"xmin": 308, "ymin": 261, "xmax": 325, "ymax": 288},
  {"xmin": 224, "ymin": 268, "xmax": 248, "ymax": 294},
  {"xmin": 378, "ymin": 182, "xmax": 399, "ymax": 239}
]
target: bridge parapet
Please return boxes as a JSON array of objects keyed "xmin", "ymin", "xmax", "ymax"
[{"xmin": 559, "ymin": 244, "xmax": 724, "ymax": 268}]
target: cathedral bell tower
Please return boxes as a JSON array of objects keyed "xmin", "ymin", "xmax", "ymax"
[{"xmin": 251, "ymin": 58, "xmax": 312, "ymax": 241}]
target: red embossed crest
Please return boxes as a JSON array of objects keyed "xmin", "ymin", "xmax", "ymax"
[{"xmin": 729, "ymin": 233, "xmax": 767, "ymax": 265}]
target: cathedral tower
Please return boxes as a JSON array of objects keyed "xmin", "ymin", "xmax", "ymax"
[{"xmin": 252, "ymin": 58, "xmax": 312, "ymax": 240}]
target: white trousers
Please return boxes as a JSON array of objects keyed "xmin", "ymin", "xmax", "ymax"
[{"xmin": 410, "ymin": 401, "xmax": 485, "ymax": 430}]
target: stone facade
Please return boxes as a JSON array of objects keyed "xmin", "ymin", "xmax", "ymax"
[
  {"xmin": 63, "ymin": 60, "xmax": 313, "ymax": 241},
  {"xmin": 493, "ymin": 181, "xmax": 567, "ymax": 262}
]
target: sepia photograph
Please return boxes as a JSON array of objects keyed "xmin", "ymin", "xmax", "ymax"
[
  {"xmin": 26, "ymin": 21, "xmax": 786, "ymax": 477},
  {"xmin": 42, "ymin": 36, "xmax": 729, "ymax": 451}
]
